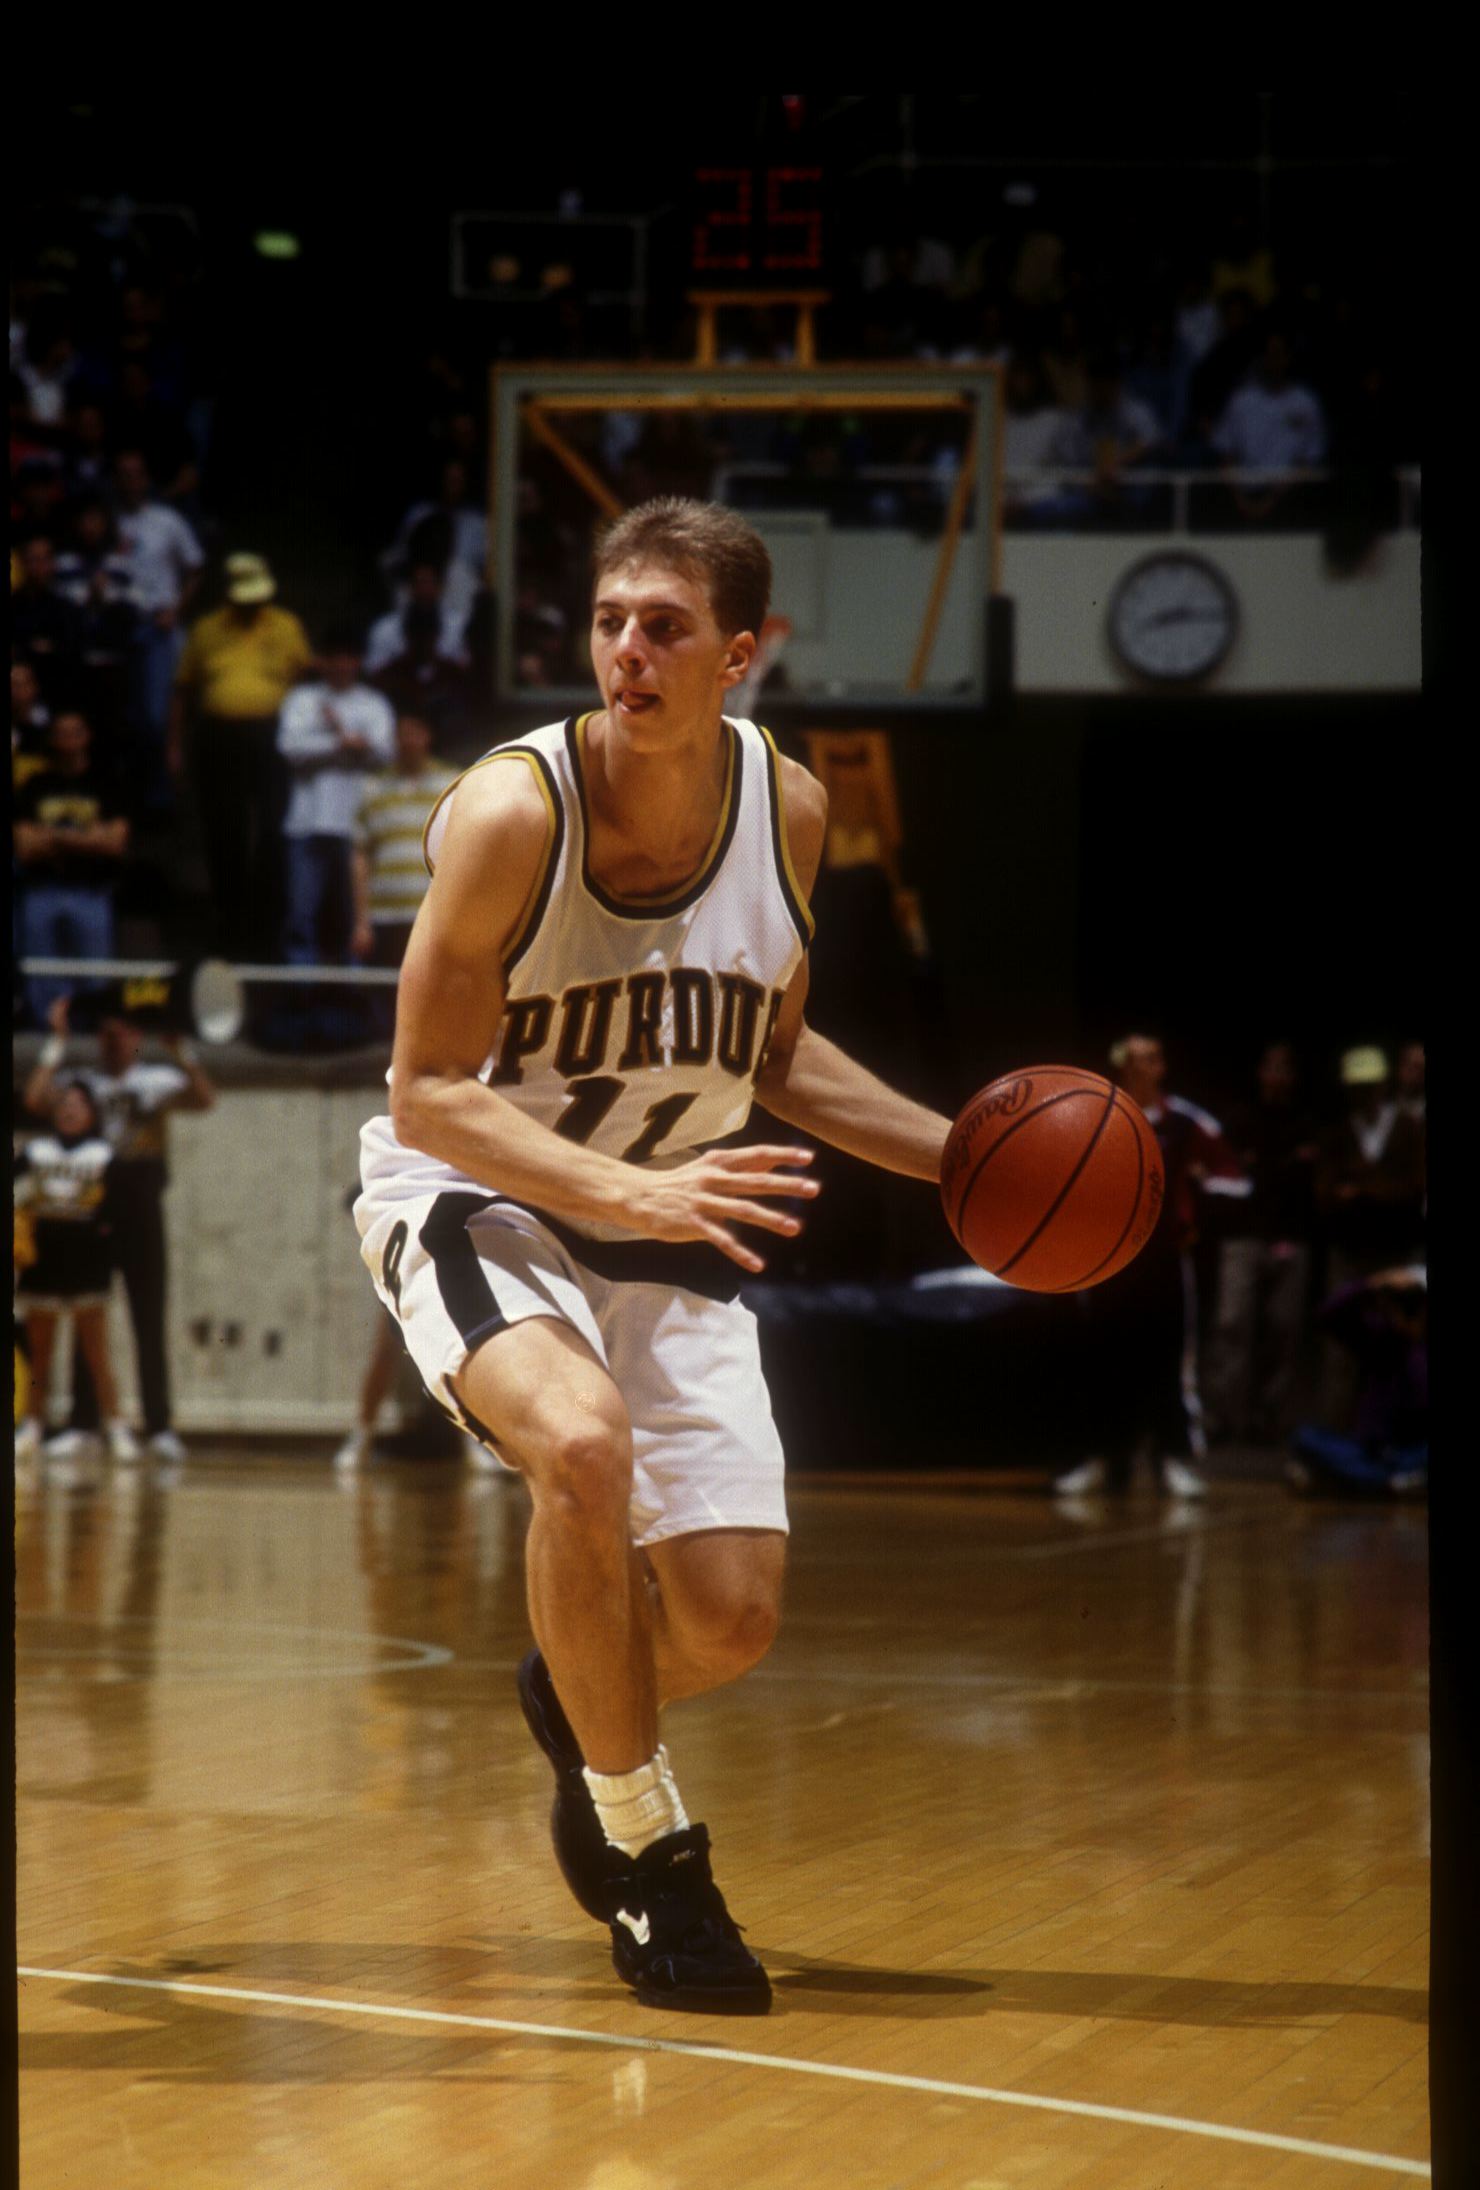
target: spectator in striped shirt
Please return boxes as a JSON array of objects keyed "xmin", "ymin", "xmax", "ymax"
[{"xmin": 350, "ymin": 714, "xmax": 455, "ymax": 1035}]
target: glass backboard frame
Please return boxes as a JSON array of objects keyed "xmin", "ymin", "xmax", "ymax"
[{"xmin": 489, "ymin": 361, "xmax": 1003, "ymax": 713}]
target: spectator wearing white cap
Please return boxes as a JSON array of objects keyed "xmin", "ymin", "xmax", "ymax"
[
  {"xmin": 277, "ymin": 634, "xmax": 396, "ymax": 968},
  {"xmin": 170, "ymin": 553, "xmax": 313, "ymax": 959}
]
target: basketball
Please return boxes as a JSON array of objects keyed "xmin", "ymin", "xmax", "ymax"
[{"xmin": 940, "ymin": 1066, "xmax": 1165, "ymax": 1292}]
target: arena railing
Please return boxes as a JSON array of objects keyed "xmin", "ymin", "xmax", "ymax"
[{"xmin": 712, "ymin": 462, "xmax": 1422, "ymax": 533}]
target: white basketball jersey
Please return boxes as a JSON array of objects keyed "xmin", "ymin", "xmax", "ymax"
[{"xmin": 364, "ymin": 713, "xmax": 813, "ymax": 1240}]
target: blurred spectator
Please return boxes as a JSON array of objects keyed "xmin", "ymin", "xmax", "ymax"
[
  {"xmin": 277, "ymin": 634, "xmax": 396, "ymax": 967},
  {"xmin": 862, "ymin": 222, "xmax": 956, "ymax": 296},
  {"xmin": 350, "ymin": 714, "xmax": 456, "ymax": 1028},
  {"xmin": 999, "ymin": 354, "xmax": 1069, "ymax": 526},
  {"xmin": 13, "ymin": 713, "xmax": 129, "ymax": 1022},
  {"xmin": 371, "ymin": 600, "xmax": 475, "ymax": 740},
  {"xmin": 1054, "ymin": 1034, "xmax": 1247, "ymax": 1501},
  {"xmin": 11, "ymin": 535, "xmax": 87, "ymax": 711},
  {"xmin": 857, "ymin": 232, "xmax": 949, "ymax": 357},
  {"xmin": 364, "ymin": 562, "xmax": 471, "ymax": 675},
  {"xmin": 54, "ymin": 500, "xmax": 142, "ymax": 742},
  {"xmin": 1207, "ymin": 1040, "xmax": 1319, "ymax": 1445},
  {"xmin": 382, "ymin": 459, "xmax": 488, "ymax": 633},
  {"xmin": 1287, "ymin": 1267, "xmax": 1426, "ymax": 1498},
  {"xmin": 10, "ymin": 454, "xmax": 68, "ymax": 548},
  {"xmin": 13, "ymin": 1078, "xmax": 138, "ymax": 1463},
  {"xmin": 12, "ymin": 662, "xmax": 51, "ymax": 789},
  {"xmin": 1185, "ymin": 288, "xmax": 1262, "ymax": 448},
  {"xmin": 171, "ymin": 553, "xmax": 313, "ymax": 958},
  {"xmin": 1042, "ymin": 306, "xmax": 1092, "ymax": 413},
  {"xmin": 63, "ymin": 398, "xmax": 114, "ymax": 501},
  {"xmin": 112, "ymin": 447, "xmax": 205, "ymax": 755},
  {"xmin": 1210, "ymin": 210, "xmax": 1277, "ymax": 311},
  {"xmin": 1394, "ymin": 1040, "xmax": 1425, "ymax": 1127},
  {"xmin": 334, "ymin": 1305, "xmax": 414, "ymax": 1474},
  {"xmin": 111, "ymin": 356, "xmax": 199, "ymax": 508},
  {"xmin": 512, "ymin": 589, "xmax": 572, "ymax": 689},
  {"xmin": 1212, "ymin": 331, "xmax": 1327, "ymax": 522},
  {"xmin": 1007, "ymin": 220, "xmax": 1068, "ymax": 313},
  {"xmin": 1046, "ymin": 357, "xmax": 1165, "ymax": 524},
  {"xmin": 1316, "ymin": 1046, "xmax": 1426, "ymax": 1279},
  {"xmin": 24, "ymin": 994, "xmax": 215, "ymax": 1460},
  {"xmin": 16, "ymin": 314, "xmax": 80, "ymax": 429},
  {"xmin": 1315, "ymin": 1045, "xmax": 1426, "ymax": 1429},
  {"xmin": 1172, "ymin": 260, "xmax": 1223, "ymax": 379},
  {"xmin": 1123, "ymin": 309, "xmax": 1186, "ymax": 448}
]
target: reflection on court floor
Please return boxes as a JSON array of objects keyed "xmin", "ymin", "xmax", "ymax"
[{"xmin": 15, "ymin": 1452, "xmax": 1430, "ymax": 2188}]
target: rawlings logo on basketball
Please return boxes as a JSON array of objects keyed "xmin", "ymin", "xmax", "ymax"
[
  {"xmin": 941, "ymin": 1077, "xmax": 1034, "ymax": 1196},
  {"xmin": 976, "ymin": 1076, "xmax": 1032, "ymax": 1121}
]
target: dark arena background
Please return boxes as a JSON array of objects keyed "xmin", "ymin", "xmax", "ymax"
[{"xmin": 11, "ymin": 91, "xmax": 1448, "ymax": 2188}]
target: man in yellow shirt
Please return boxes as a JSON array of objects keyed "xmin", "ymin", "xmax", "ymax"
[{"xmin": 169, "ymin": 554, "xmax": 312, "ymax": 958}]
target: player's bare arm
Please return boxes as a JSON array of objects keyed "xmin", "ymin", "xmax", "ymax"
[
  {"xmin": 755, "ymin": 755, "xmax": 952, "ymax": 1183},
  {"xmin": 390, "ymin": 760, "xmax": 817, "ymax": 1271}
]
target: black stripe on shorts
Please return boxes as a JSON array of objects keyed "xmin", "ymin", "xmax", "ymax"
[
  {"xmin": 480, "ymin": 1194, "xmax": 742, "ymax": 1304},
  {"xmin": 418, "ymin": 1192, "xmax": 509, "ymax": 1349}
]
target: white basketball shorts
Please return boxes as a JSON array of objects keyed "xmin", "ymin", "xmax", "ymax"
[{"xmin": 354, "ymin": 1135, "xmax": 787, "ymax": 1548}]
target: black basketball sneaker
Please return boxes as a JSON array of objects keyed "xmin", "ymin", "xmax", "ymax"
[
  {"xmin": 515, "ymin": 1649, "xmax": 622, "ymax": 1922},
  {"xmin": 604, "ymin": 1824, "xmax": 772, "ymax": 2015}
]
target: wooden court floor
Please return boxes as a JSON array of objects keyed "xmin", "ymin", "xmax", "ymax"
[{"xmin": 15, "ymin": 1450, "xmax": 1430, "ymax": 2188}]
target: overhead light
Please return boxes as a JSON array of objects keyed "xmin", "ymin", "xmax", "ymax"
[{"xmin": 253, "ymin": 231, "xmax": 301, "ymax": 260}]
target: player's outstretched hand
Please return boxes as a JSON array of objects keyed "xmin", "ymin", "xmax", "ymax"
[{"xmin": 627, "ymin": 1145, "xmax": 820, "ymax": 1274}]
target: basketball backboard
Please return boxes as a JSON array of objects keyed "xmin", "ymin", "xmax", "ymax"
[{"xmin": 489, "ymin": 363, "xmax": 1003, "ymax": 718}]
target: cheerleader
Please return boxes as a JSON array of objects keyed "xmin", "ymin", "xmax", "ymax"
[{"xmin": 13, "ymin": 1081, "xmax": 139, "ymax": 1461}]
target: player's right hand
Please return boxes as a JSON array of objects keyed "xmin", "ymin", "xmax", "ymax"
[{"xmin": 626, "ymin": 1145, "xmax": 820, "ymax": 1274}]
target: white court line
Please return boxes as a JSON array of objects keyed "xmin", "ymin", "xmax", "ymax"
[
  {"xmin": 16, "ymin": 1965, "xmax": 1429, "ymax": 2179},
  {"xmin": 13, "ymin": 1613, "xmax": 453, "ymax": 1683}
]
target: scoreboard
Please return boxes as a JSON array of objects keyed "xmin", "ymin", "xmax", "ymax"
[{"xmin": 688, "ymin": 164, "xmax": 831, "ymax": 285}]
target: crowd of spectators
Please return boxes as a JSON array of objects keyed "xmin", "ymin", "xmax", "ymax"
[
  {"xmin": 14, "ymin": 176, "xmax": 1417, "ymax": 993},
  {"xmin": 1048, "ymin": 1033, "xmax": 1427, "ymax": 1503},
  {"xmin": 10, "ymin": 218, "xmax": 487, "ymax": 1018}
]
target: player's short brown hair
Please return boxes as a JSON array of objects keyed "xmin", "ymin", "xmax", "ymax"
[{"xmin": 593, "ymin": 498, "xmax": 771, "ymax": 638}]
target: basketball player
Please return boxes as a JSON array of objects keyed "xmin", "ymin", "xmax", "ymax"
[{"xmin": 355, "ymin": 499, "xmax": 953, "ymax": 2015}]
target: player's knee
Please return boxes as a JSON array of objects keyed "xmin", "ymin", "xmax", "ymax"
[
  {"xmin": 539, "ymin": 1416, "xmax": 633, "ymax": 1526},
  {"xmin": 688, "ymin": 1588, "xmax": 780, "ymax": 1677}
]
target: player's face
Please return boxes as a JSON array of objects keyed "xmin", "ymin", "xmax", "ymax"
[{"xmin": 591, "ymin": 562, "xmax": 753, "ymax": 742}]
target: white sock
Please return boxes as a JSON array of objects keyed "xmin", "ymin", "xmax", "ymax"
[{"xmin": 582, "ymin": 1745, "xmax": 689, "ymax": 1858}]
